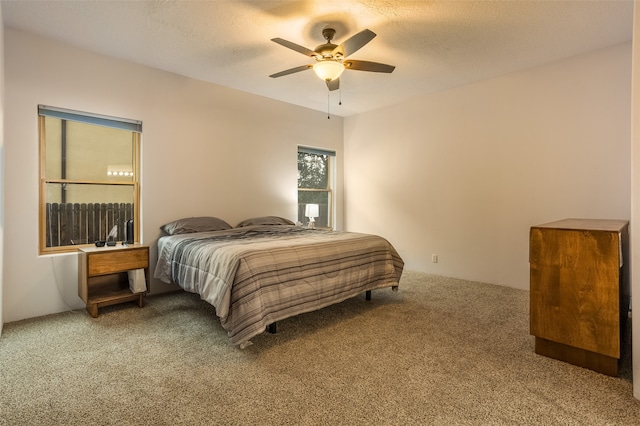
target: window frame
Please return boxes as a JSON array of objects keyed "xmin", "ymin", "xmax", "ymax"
[
  {"xmin": 297, "ymin": 146, "xmax": 336, "ymax": 229},
  {"xmin": 38, "ymin": 106, "xmax": 142, "ymax": 255}
]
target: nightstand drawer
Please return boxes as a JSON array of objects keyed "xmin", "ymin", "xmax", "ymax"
[{"xmin": 88, "ymin": 248, "xmax": 149, "ymax": 276}]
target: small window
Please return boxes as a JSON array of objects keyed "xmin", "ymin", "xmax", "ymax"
[
  {"xmin": 297, "ymin": 146, "xmax": 335, "ymax": 228},
  {"xmin": 38, "ymin": 106, "xmax": 142, "ymax": 254}
]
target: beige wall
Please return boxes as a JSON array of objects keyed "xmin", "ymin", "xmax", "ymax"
[
  {"xmin": 44, "ymin": 118, "xmax": 135, "ymax": 203},
  {"xmin": 2, "ymin": 28, "xmax": 343, "ymax": 322},
  {"xmin": 344, "ymin": 42, "xmax": 632, "ymax": 290}
]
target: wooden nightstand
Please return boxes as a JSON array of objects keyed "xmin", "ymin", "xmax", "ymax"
[{"xmin": 78, "ymin": 244, "xmax": 150, "ymax": 318}]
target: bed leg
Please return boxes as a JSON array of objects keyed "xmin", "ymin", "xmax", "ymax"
[
  {"xmin": 365, "ymin": 290, "xmax": 371, "ymax": 301},
  {"xmin": 267, "ymin": 322, "xmax": 277, "ymax": 334}
]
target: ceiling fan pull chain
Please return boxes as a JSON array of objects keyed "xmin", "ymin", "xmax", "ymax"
[
  {"xmin": 327, "ymin": 90, "xmax": 331, "ymax": 119},
  {"xmin": 339, "ymin": 88, "xmax": 342, "ymax": 106}
]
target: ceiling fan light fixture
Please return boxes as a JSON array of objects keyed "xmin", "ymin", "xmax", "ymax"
[{"xmin": 313, "ymin": 60, "xmax": 345, "ymax": 81}]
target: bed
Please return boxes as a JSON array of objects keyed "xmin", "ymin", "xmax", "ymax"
[{"xmin": 153, "ymin": 216, "xmax": 404, "ymax": 347}]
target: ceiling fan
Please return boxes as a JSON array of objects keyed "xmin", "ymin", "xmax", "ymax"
[{"xmin": 269, "ymin": 27, "xmax": 395, "ymax": 91}]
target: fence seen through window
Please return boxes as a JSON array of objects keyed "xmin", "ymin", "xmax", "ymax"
[{"xmin": 39, "ymin": 105, "xmax": 141, "ymax": 253}]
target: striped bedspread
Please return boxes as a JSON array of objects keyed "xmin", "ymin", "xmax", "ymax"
[{"xmin": 154, "ymin": 225, "xmax": 404, "ymax": 346}]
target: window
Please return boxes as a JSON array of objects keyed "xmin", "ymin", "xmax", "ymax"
[
  {"xmin": 38, "ymin": 105, "xmax": 142, "ymax": 254},
  {"xmin": 297, "ymin": 146, "xmax": 336, "ymax": 228}
]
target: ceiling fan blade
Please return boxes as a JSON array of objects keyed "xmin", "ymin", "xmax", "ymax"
[
  {"xmin": 269, "ymin": 65, "xmax": 313, "ymax": 78},
  {"xmin": 271, "ymin": 38, "xmax": 317, "ymax": 57},
  {"xmin": 344, "ymin": 60, "xmax": 395, "ymax": 73},
  {"xmin": 326, "ymin": 78, "xmax": 340, "ymax": 91},
  {"xmin": 333, "ymin": 29, "xmax": 376, "ymax": 57}
]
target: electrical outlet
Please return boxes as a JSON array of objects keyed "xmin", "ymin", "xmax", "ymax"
[{"xmin": 432, "ymin": 254, "xmax": 438, "ymax": 263}]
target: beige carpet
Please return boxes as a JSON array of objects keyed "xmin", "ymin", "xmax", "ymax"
[{"xmin": 1, "ymin": 271, "xmax": 638, "ymax": 425}]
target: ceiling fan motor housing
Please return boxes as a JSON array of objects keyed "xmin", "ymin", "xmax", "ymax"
[{"xmin": 315, "ymin": 28, "xmax": 340, "ymax": 60}]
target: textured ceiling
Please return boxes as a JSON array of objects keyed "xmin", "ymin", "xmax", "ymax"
[{"xmin": 2, "ymin": 0, "xmax": 634, "ymax": 117}]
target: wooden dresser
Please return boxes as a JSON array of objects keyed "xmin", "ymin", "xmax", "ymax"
[{"xmin": 529, "ymin": 218, "xmax": 629, "ymax": 376}]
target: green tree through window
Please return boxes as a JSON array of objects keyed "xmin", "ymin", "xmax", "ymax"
[{"xmin": 297, "ymin": 147, "xmax": 335, "ymax": 228}]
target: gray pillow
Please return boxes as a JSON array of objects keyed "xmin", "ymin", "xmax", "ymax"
[
  {"xmin": 235, "ymin": 216, "xmax": 295, "ymax": 228},
  {"xmin": 160, "ymin": 216, "xmax": 232, "ymax": 235}
]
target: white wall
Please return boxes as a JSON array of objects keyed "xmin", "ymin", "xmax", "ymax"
[
  {"xmin": 2, "ymin": 29, "xmax": 343, "ymax": 323},
  {"xmin": 344, "ymin": 43, "xmax": 632, "ymax": 291}
]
